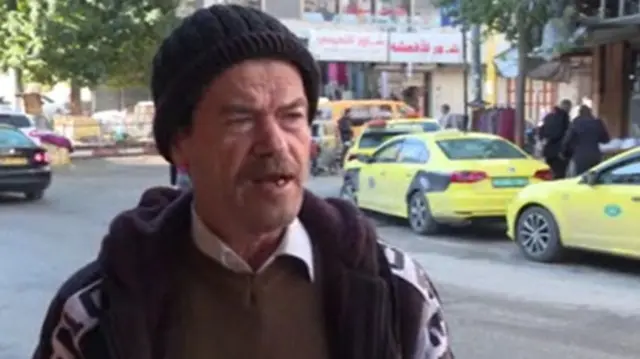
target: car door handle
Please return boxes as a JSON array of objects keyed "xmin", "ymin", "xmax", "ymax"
[{"xmin": 632, "ymin": 197, "xmax": 640, "ymax": 202}]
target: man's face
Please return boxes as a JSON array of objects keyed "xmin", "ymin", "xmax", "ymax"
[{"xmin": 174, "ymin": 59, "xmax": 311, "ymax": 235}]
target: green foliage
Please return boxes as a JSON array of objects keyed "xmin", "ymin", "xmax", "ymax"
[
  {"xmin": 0, "ymin": 0, "xmax": 180, "ymax": 88},
  {"xmin": 0, "ymin": 0, "xmax": 46, "ymax": 79},
  {"xmin": 437, "ymin": 0, "xmax": 555, "ymax": 44}
]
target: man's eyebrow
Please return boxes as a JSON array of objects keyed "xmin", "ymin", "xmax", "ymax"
[
  {"xmin": 219, "ymin": 104, "xmax": 255, "ymax": 115},
  {"xmin": 279, "ymin": 97, "xmax": 308, "ymax": 111}
]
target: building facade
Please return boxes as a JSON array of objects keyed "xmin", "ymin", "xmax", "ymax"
[{"xmin": 186, "ymin": 0, "xmax": 496, "ymax": 118}]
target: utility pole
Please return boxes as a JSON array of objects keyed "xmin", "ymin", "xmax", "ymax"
[
  {"xmin": 461, "ymin": 26, "xmax": 469, "ymax": 121},
  {"xmin": 514, "ymin": 4, "xmax": 528, "ymax": 147},
  {"xmin": 470, "ymin": 24, "xmax": 483, "ymax": 104}
]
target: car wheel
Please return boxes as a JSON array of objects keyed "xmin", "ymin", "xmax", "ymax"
[
  {"xmin": 25, "ymin": 190, "xmax": 44, "ymax": 201},
  {"xmin": 515, "ymin": 206, "xmax": 564, "ymax": 262},
  {"xmin": 407, "ymin": 191, "xmax": 440, "ymax": 235},
  {"xmin": 339, "ymin": 180, "xmax": 358, "ymax": 206}
]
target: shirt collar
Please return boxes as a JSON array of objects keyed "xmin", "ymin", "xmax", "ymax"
[{"xmin": 191, "ymin": 207, "xmax": 315, "ymax": 281}]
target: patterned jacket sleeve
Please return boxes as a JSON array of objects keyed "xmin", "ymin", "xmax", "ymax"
[{"xmin": 381, "ymin": 243, "xmax": 454, "ymax": 359}]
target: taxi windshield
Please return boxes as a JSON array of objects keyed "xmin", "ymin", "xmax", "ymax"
[
  {"xmin": 358, "ymin": 130, "xmax": 408, "ymax": 149},
  {"xmin": 437, "ymin": 138, "xmax": 527, "ymax": 160}
]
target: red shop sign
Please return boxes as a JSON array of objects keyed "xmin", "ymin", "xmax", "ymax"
[{"xmin": 388, "ymin": 32, "xmax": 464, "ymax": 64}]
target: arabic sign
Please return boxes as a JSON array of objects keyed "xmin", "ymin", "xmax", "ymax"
[
  {"xmin": 388, "ymin": 31, "xmax": 463, "ymax": 64},
  {"xmin": 308, "ymin": 30, "xmax": 388, "ymax": 62}
]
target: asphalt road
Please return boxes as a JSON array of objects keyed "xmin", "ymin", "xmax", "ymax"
[{"xmin": 1, "ymin": 156, "xmax": 639, "ymax": 359}]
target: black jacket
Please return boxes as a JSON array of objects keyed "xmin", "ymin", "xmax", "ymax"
[
  {"xmin": 539, "ymin": 107, "xmax": 570, "ymax": 158},
  {"xmin": 562, "ymin": 116, "xmax": 610, "ymax": 163},
  {"xmin": 32, "ymin": 188, "xmax": 454, "ymax": 359},
  {"xmin": 338, "ymin": 116, "xmax": 352, "ymax": 143}
]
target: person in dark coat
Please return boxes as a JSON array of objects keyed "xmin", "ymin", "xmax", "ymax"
[
  {"xmin": 562, "ymin": 105, "xmax": 610, "ymax": 175},
  {"xmin": 539, "ymin": 99, "xmax": 572, "ymax": 179},
  {"xmin": 31, "ymin": 5, "xmax": 454, "ymax": 359},
  {"xmin": 337, "ymin": 108, "xmax": 353, "ymax": 144}
]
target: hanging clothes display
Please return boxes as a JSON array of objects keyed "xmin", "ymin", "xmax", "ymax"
[
  {"xmin": 472, "ymin": 107, "xmax": 517, "ymax": 143},
  {"xmin": 496, "ymin": 107, "xmax": 516, "ymax": 142}
]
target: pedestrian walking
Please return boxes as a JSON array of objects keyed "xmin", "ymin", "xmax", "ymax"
[
  {"xmin": 562, "ymin": 105, "xmax": 610, "ymax": 175},
  {"xmin": 539, "ymin": 99, "xmax": 572, "ymax": 179},
  {"xmin": 31, "ymin": 5, "xmax": 453, "ymax": 359}
]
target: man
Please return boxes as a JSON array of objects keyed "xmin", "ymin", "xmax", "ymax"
[
  {"xmin": 32, "ymin": 5, "xmax": 453, "ymax": 359},
  {"xmin": 539, "ymin": 99, "xmax": 572, "ymax": 179},
  {"xmin": 337, "ymin": 107, "xmax": 353, "ymax": 144},
  {"xmin": 438, "ymin": 104, "xmax": 456, "ymax": 129}
]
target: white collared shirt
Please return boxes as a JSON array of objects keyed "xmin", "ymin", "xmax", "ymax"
[{"xmin": 191, "ymin": 208, "xmax": 315, "ymax": 281}]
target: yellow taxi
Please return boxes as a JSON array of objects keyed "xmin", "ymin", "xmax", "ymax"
[
  {"xmin": 344, "ymin": 119, "xmax": 440, "ymax": 165},
  {"xmin": 316, "ymin": 99, "xmax": 420, "ymax": 138},
  {"xmin": 507, "ymin": 147, "xmax": 640, "ymax": 263},
  {"xmin": 341, "ymin": 131, "xmax": 551, "ymax": 234}
]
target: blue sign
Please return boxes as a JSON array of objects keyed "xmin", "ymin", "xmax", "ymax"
[{"xmin": 604, "ymin": 204, "xmax": 622, "ymax": 217}]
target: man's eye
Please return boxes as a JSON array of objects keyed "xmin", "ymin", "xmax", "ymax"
[
  {"xmin": 283, "ymin": 113, "xmax": 305, "ymax": 121},
  {"xmin": 228, "ymin": 116, "xmax": 252, "ymax": 124}
]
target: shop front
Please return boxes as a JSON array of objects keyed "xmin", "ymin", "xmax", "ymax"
[
  {"xmin": 306, "ymin": 29, "xmax": 388, "ymax": 100},
  {"xmin": 284, "ymin": 22, "xmax": 471, "ymax": 117},
  {"xmin": 387, "ymin": 30, "xmax": 465, "ymax": 116}
]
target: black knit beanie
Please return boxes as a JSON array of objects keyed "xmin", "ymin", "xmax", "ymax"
[{"xmin": 151, "ymin": 4, "xmax": 320, "ymax": 163}]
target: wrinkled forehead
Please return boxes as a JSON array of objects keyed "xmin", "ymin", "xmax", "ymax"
[{"xmin": 200, "ymin": 59, "xmax": 307, "ymax": 112}]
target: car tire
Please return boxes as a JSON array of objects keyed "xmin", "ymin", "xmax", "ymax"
[
  {"xmin": 407, "ymin": 191, "xmax": 440, "ymax": 235},
  {"xmin": 339, "ymin": 180, "xmax": 358, "ymax": 206},
  {"xmin": 25, "ymin": 190, "xmax": 44, "ymax": 201},
  {"xmin": 515, "ymin": 206, "xmax": 564, "ymax": 263}
]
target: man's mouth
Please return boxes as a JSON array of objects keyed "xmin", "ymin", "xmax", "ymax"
[{"xmin": 251, "ymin": 174, "xmax": 295, "ymax": 187}]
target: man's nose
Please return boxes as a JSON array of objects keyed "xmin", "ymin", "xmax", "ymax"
[{"xmin": 253, "ymin": 115, "xmax": 287, "ymax": 155}]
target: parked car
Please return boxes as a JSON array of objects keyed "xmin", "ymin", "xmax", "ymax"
[
  {"xmin": 0, "ymin": 124, "xmax": 52, "ymax": 200},
  {"xmin": 0, "ymin": 110, "xmax": 73, "ymax": 152}
]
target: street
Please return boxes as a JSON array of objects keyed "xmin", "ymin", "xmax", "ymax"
[{"xmin": 1, "ymin": 156, "xmax": 639, "ymax": 359}]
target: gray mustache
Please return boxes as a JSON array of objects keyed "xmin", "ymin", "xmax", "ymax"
[{"xmin": 238, "ymin": 155, "xmax": 299, "ymax": 180}]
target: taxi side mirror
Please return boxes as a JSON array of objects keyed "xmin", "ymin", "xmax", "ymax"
[{"xmin": 581, "ymin": 171, "xmax": 598, "ymax": 186}]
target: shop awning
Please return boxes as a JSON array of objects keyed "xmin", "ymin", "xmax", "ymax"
[
  {"xmin": 494, "ymin": 14, "xmax": 640, "ymax": 82},
  {"xmin": 493, "ymin": 16, "xmax": 590, "ymax": 82},
  {"xmin": 494, "ymin": 47, "xmax": 575, "ymax": 82}
]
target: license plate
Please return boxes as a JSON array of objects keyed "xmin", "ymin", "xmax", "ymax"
[
  {"xmin": 0, "ymin": 157, "xmax": 28, "ymax": 166},
  {"xmin": 491, "ymin": 177, "xmax": 529, "ymax": 188}
]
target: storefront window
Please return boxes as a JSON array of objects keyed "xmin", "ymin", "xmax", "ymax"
[{"xmin": 303, "ymin": 0, "xmax": 340, "ymax": 22}]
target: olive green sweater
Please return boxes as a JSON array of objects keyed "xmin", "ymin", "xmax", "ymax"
[{"xmin": 166, "ymin": 243, "xmax": 330, "ymax": 359}]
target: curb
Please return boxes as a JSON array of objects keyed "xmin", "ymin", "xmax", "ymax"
[{"xmin": 70, "ymin": 144, "xmax": 157, "ymax": 159}]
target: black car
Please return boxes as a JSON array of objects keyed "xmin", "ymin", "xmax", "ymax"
[{"xmin": 0, "ymin": 124, "xmax": 51, "ymax": 200}]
